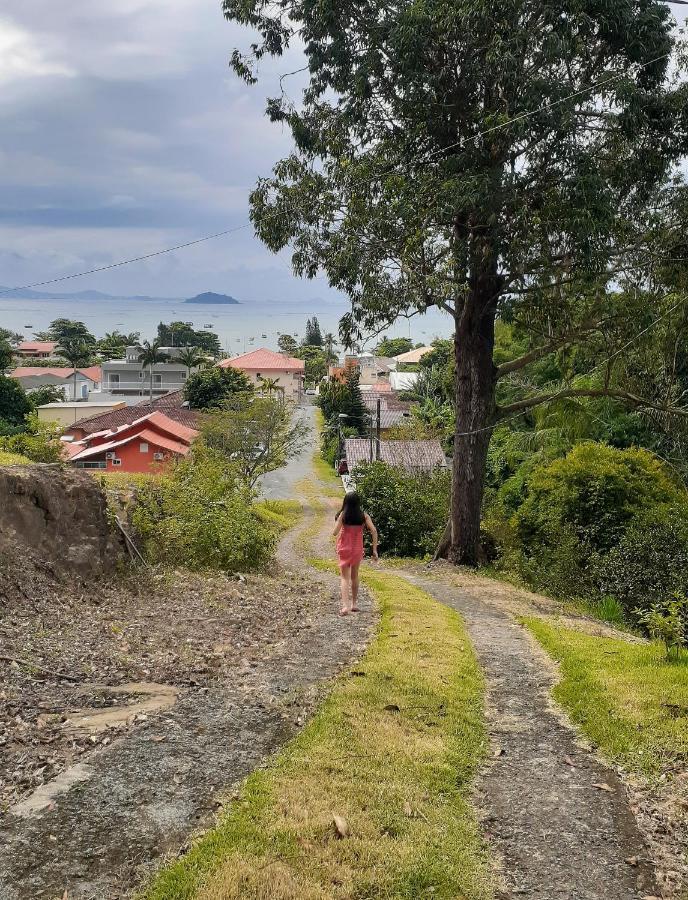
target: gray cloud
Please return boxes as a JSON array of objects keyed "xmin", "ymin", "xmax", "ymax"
[{"xmin": 0, "ymin": 1, "xmax": 322, "ymax": 300}]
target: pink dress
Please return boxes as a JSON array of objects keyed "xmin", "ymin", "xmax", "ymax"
[{"xmin": 336, "ymin": 524, "xmax": 365, "ymax": 566}]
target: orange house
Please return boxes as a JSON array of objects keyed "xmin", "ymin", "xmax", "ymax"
[{"xmin": 66, "ymin": 411, "xmax": 198, "ymax": 472}]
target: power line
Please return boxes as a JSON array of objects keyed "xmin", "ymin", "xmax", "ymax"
[{"xmin": 0, "ymin": 224, "xmax": 250, "ymax": 298}]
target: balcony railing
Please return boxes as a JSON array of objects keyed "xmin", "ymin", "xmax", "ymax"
[{"xmin": 105, "ymin": 381, "xmax": 186, "ymax": 392}]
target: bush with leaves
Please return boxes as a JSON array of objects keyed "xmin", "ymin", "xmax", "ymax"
[
  {"xmin": 0, "ymin": 414, "xmax": 63, "ymax": 463},
  {"xmin": 487, "ymin": 442, "xmax": 688, "ymax": 609},
  {"xmin": 131, "ymin": 447, "xmax": 275, "ymax": 573},
  {"xmin": 184, "ymin": 366, "xmax": 253, "ymax": 410},
  {"xmin": 635, "ymin": 595, "xmax": 688, "ymax": 659},
  {"xmin": 512, "ymin": 443, "xmax": 682, "ymax": 557},
  {"xmin": 355, "ymin": 461, "xmax": 451, "ymax": 558},
  {"xmin": 593, "ymin": 505, "xmax": 688, "ymax": 622}
]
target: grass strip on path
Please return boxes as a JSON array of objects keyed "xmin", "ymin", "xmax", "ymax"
[
  {"xmin": 524, "ymin": 618, "xmax": 688, "ymax": 778},
  {"xmin": 141, "ymin": 569, "xmax": 493, "ymax": 900}
]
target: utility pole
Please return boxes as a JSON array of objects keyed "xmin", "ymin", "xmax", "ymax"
[{"xmin": 376, "ymin": 398, "xmax": 381, "ymax": 460}]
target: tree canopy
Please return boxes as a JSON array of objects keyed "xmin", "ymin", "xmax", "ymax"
[
  {"xmin": 223, "ymin": 0, "xmax": 688, "ymax": 563},
  {"xmin": 184, "ymin": 366, "xmax": 253, "ymax": 409},
  {"xmin": 157, "ymin": 321, "xmax": 221, "ymax": 356}
]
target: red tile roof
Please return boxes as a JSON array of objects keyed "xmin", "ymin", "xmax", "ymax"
[
  {"xmin": 68, "ymin": 400, "xmax": 197, "ymax": 436},
  {"xmin": 17, "ymin": 341, "xmax": 57, "ymax": 354},
  {"xmin": 70, "ymin": 427, "xmax": 192, "ymax": 462},
  {"xmin": 218, "ymin": 348, "xmax": 305, "ymax": 372},
  {"xmin": 85, "ymin": 410, "xmax": 198, "ymax": 446},
  {"xmin": 345, "ymin": 439, "xmax": 447, "ymax": 473},
  {"xmin": 11, "ymin": 366, "xmax": 102, "ymax": 381}
]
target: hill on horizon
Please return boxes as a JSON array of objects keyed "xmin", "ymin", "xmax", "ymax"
[{"xmin": 184, "ymin": 291, "xmax": 240, "ymax": 305}]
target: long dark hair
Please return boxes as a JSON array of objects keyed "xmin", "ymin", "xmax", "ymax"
[{"xmin": 339, "ymin": 491, "xmax": 365, "ymax": 526}]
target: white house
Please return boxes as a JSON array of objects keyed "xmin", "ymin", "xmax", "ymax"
[{"xmin": 10, "ymin": 366, "xmax": 102, "ymax": 401}]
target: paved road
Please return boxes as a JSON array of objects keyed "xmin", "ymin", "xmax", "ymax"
[{"xmin": 260, "ymin": 403, "xmax": 320, "ymax": 500}]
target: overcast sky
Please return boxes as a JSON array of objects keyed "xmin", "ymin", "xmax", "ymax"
[{"xmin": 1, "ymin": 2, "xmax": 687, "ymax": 301}]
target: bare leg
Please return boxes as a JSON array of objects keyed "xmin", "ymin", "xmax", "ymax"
[
  {"xmin": 351, "ymin": 563, "xmax": 361, "ymax": 611},
  {"xmin": 339, "ymin": 565, "xmax": 352, "ymax": 615}
]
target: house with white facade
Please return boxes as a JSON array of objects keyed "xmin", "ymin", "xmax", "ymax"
[
  {"xmin": 11, "ymin": 366, "xmax": 102, "ymax": 401},
  {"xmin": 218, "ymin": 348, "xmax": 305, "ymax": 401},
  {"xmin": 101, "ymin": 346, "xmax": 190, "ymax": 398}
]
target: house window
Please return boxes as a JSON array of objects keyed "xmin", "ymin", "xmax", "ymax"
[
  {"xmin": 140, "ymin": 442, "xmax": 149, "ymax": 453},
  {"xmin": 139, "ymin": 371, "xmax": 144, "ymax": 379},
  {"xmin": 109, "ymin": 374, "xmax": 120, "ymax": 386},
  {"xmin": 153, "ymin": 374, "xmax": 162, "ymax": 386},
  {"xmin": 111, "ymin": 458, "xmax": 122, "ymax": 466}
]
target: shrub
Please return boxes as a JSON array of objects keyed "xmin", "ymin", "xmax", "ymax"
[
  {"xmin": 355, "ymin": 461, "xmax": 451, "ymax": 558},
  {"xmin": 635, "ymin": 595, "xmax": 688, "ymax": 659},
  {"xmin": 0, "ymin": 415, "xmax": 63, "ymax": 463},
  {"xmin": 131, "ymin": 449, "xmax": 275, "ymax": 572},
  {"xmin": 184, "ymin": 367, "xmax": 253, "ymax": 410},
  {"xmin": 593, "ymin": 505, "xmax": 688, "ymax": 621},
  {"xmin": 513, "ymin": 442, "xmax": 682, "ymax": 556}
]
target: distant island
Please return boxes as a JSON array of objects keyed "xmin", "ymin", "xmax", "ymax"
[{"xmin": 185, "ymin": 291, "xmax": 240, "ymax": 305}]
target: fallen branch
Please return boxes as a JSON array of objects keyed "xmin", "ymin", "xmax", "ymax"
[{"xmin": 0, "ymin": 654, "xmax": 81, "ymax": 682}]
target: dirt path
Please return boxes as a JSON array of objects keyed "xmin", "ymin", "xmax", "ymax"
[
  {"xmin": 0, "ymin": 421, "xmax": 374, "ymax": 899},
  {"xmin": 391, "ymin": 567, "xmax": 656, "ymax": 900}
]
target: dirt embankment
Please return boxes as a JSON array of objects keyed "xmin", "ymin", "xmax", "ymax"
[{"xmin": 0, "ymin": 465, "xmax": 125, "ymax": 603}]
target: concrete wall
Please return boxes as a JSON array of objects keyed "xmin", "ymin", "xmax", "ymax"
[{"xmin": 37, "ymin": 402, "xmax": 126, "ymax": 427}]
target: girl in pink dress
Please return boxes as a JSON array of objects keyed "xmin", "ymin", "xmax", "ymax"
[{"xmin": 333, "ymin": 492, "xmax": 378, "ymax": 616}]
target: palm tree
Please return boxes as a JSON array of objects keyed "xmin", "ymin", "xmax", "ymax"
[
  {"xmin": 138, "ymin": 340, "xmax": 169, "ymax": 401},
  {"xmin": 258, "ymin": 376, "xmax": 280, "ymax": 397},
  {"xmin": 178, "ymin": 347, "xmax": 205, "ymax": 381},
  {"xmin": 324, "ymin": 332, "xmax": 338, "ymax": 364},
  {"xmin": 57, "ymin": 339, "xmax": 93, "ymax": 400}
]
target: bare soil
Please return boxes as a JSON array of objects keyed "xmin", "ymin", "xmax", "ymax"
[{"xmin": 0, "ymin": 547, "xmax": 372, "ymax": 898}]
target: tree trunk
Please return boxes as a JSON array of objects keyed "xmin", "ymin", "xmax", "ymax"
[
  {"xmin": 449, "ymin": 284, "xmax": 499, "ymax": 566},
  {"xmin": 149, "ymin": 369, "xmax": 153, "ymax": 402}
]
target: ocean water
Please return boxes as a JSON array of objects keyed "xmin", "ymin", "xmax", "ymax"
[{"xmin": 0, "ymin": 296, "xmax": 453, "ymax": 352}]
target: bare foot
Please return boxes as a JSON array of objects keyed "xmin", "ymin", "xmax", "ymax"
[{"xmin": 339, "ymin": 609, "xmax": 350, "ymax": 617}]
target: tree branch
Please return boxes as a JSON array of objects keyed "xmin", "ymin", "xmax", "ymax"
[{"xmin": 497, "ymin": 388, "xmax": 688, "ymax": 419}]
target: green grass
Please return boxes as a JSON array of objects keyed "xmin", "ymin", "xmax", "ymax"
[
  {"xmin": 312, "ymin": 407, "xmax": 344, "ymax": 497},
  {"xmin": 524, "ymin": 617, "xmax": 688, "ymax": 778},
  {"xmin": 253, "ymin": 499, "xmax": 303, "ymax": 533},
  {"xmin": 141, "ymin": 570, "xmax": 493, "ymax": 900}
]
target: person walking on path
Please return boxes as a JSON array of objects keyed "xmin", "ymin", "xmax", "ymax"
[{"xmin": 333, "ymin": 492, "xmax": 378, "ymax": 616}]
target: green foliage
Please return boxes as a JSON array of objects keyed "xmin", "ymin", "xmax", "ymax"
[
  {"xmin": 97, "ymin": 330, "xmax": 141, "ymax": 360},
  {"xmin": 177, "ymin": 347, "xmax": 206, "ymax": 373},
  {"xmin": 43, "ymin": 319, "xmax": 96, "ymax": 347},
  {"xmin": 593, "ymin": 506, "xmax": 688, "ymax": 622},
  {"xmin": 0, "ymin": 450, "xmax": 32, "ymax": 465},
  {"xmin": 253, "ymin": 499, "xmax": 302, "ymax": 532},
  {"xmin": 295, "ymin": 345, "xmax": 328, "ymax": 384},
  {"xmin": 56, "ymin": 338, "xmax": 95, "ymax": 370},
  {"xmin": 636, "ymin": 596, "xmax": 688, "ymax": 659},
  {"xmin": 131, "ymin": 448, "xmax": 275, "ymax": 573},
  {"xmin": 0, "ymin": 376, "xmax": 31, "ymax": 428},
  {"xmin": 487, "ymin": 443, "xmax": 688, "ymax": 625},
  {"xmin": 0, "ymin": 340, "xmax": 13, "ymax": 374},
  {"xmin": 27, "ymin": 385, "xmax": 69, "ymax": 408},
  {"xmin": 318, "ymin": 369, "xmax": 368, "ymax": 435},
  {"xmin": 303, "ymin": 316, "xmax": 323, "ymax": 347},
  {"xmin": 0, "ymin": 414, "xmax": 62, "ymax": 463},
  {"xmin": 184, "ymin": 366, "xmax": 253, "ymax": 409},
  {"xmin": 512, "ymin": 443, "xmax": 681, "ymax": 556},
  {"xmin": 355, "ymin": 461, "xmax": 451, "ymax": 558},
  {"xmin": 376, "ymin": 337, "xmax": 412, "ymax": 358},
  {"xmin": 157, "ymin": 321, "xmax": 221, "ymax": 355},
  {"xmin": 199, "ymin": 398, "xmax": 309, "ymax": 487},
  {"xmin": 277, "ymin": 334, "xmax": 298, "ymax": 353}
]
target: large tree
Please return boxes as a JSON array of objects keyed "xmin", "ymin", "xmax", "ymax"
[{"xmin": 223, "ymin": 0, "xmax": 688, "ymax": 564}]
